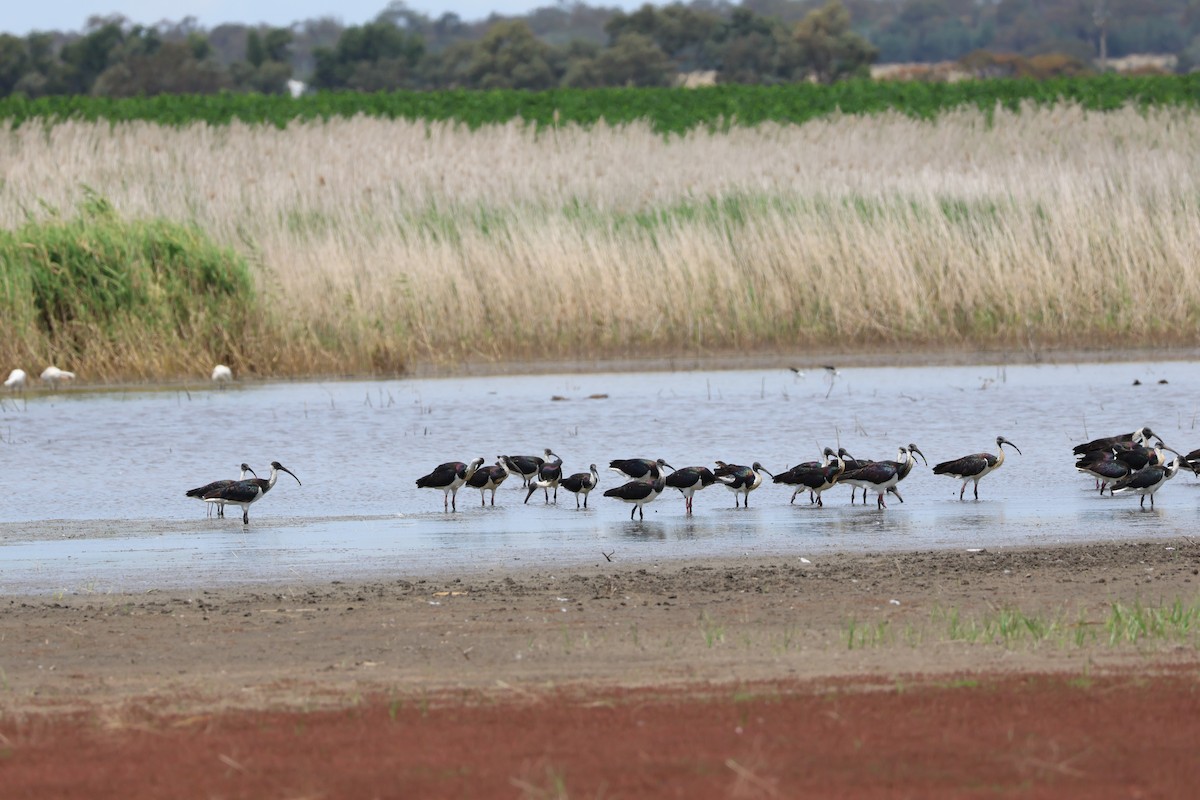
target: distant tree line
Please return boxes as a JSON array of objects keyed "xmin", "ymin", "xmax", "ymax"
[{"xmin": 1, "ymin": 0, "xmax": 1197, "ymax": 98}]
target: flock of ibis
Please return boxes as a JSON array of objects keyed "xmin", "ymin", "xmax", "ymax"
[
  {"xmin": 407, "ymin": 439, "xmax": 1033, "ymax": 519},
  {"xmin": 181, "ymin": 425, "xmax": 1198, "ymax": 524}
]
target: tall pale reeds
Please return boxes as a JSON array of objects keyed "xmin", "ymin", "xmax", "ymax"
[{"xmin": 1, "ymin": 103, "xmax": 1198, "ymax": 378}]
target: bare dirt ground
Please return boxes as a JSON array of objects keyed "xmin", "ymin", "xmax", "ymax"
[{"xmin": 3, "ymin": 538, "xmax": 1199, "ymax": 797}]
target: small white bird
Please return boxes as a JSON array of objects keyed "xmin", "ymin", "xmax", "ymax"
[
  {"xmin": 40, "ymin": 366, "xmax": 76, "ymax": 386},
  {"xmin": 211, "ymin": 364, "xmax": 233, "ymax": 385},
  {"xmin": 4, "ymin": 369, "xmax": 27, "ymax": 389}
]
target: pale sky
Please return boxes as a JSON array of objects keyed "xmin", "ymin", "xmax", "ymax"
[{"xmin": 5, "ymin": 1, "xmax": 637, "ymax": 35}]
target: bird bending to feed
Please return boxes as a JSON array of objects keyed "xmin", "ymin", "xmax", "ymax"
[
  {"xmin": 4, "ymin": 369, "xmax": 26, "ymax": 390},
  {"xmin": 772, "ymin": 448, "xmax": 842, "ymax": 506},
  {"xmin": 203, "ymin": 461, "xmax": 300, "ymax": 524},
  {"xmin": 466, "ymin": 462, "xmax": 509, "ymax": 506},
  {"xmin": 499, "ymin": 453, "xmax": 545, "ymax": 488},
  {"xmin": 933, "ymin": 436, "xmax": 1021, "ymax": 500},
  {"xmin": 211, "ymin": 364, "xmax": 233, "ymax": 385},
  {"xmin": 665, "ymin": 466, "xmax": 718, "ymax": 514},
  {"xmin": 1111, "ymin": 456, "xmax": 1183, "ymax": 509},
  {"xmin": 839, "ymin": 447, "xmax": 915, "ymax": 510},
  {"xmin": 524, "ymin": 450, "xmax": 563, "ymax": 504},
  {"xmin": 40, "ymin": 366, "xmax": 75, "ymax": 386},
  {"xmin": 560, "ymin": 464, "xmax": 600, "ymax": 508},
  {"xmin": 608, "ymin": 457, "xmax": 673, "ymax": 481},
  {"xmin": 604, "ymin": 475, "xmax": 666, "ymax": 520},
  {"xmin": 416, "ymin": 457, "xmax": 484, "ymax": 512},
  {"xmin": 186, "ymin": 463, "xmax": 258, "ymax": 518},
  {"xmin": 713, "ymin": 461, "xmax": 774, "ymax": 508}
]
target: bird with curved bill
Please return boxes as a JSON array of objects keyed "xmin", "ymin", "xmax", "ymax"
[
  {"xmin": 933, "ymin": 436, "xmax": 1020, "ymax": 500},
  {"xmin": 204, "ymin": 461, "xmax": 300, "ymax": 524},
  {"xmin": 187, "ymin": 463, "xmax": 257, "ymax": 518}
]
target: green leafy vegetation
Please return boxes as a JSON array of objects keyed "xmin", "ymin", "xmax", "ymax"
[
  {"xmin": 1, "ymin": 74, "xmax": 1198, "ymax": 134},
  {"xmin": 0, "ymin": 194, "xmax": 259, "ymax": 379}
]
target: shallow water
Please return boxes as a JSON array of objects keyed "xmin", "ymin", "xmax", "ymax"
[{"xmin": 1, "ymin": 361, "xmax": 1196, "ymax": 594}]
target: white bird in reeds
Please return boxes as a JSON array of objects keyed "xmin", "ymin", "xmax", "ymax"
[
  {"xmin": 40, "ymin": 366, "xmax": 76, "ymax": 386},
  {"xmin": 211, "ymin": 364, "xmax": 233, "ymax": 386},
  {"xmin": 4, "ymin": 369, "xmax": 27, "ymax": 390}
]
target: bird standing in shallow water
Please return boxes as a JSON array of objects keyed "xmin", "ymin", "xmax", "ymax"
[
  {"xmin": 1111, "ymin": 456, "xmax": 1183, "ymax": 509},
  {"xmin": 466, "ymin": 462, "xmax": 509, "ymax": 506},
  {"xmin": 665, "ymin": 466, "xmax": 718, "ymax": 514},
  {"xmin": 560, "ymin": 464, "xmax": 600, "ymax": 508},
  {"xmin": 713, "ymin": 461, "xmax": 773, "ymax": 508},
  {"xmin": 604, "ymin": 475, "xmax": 666, "ymax": 520},
  {"xmin": 773, "ymin": 449, "xmax": 842, "ymax": 506},
  {"xmin": 4, "ymin": 369, "xmax": 26, "ymax": 390},
  {"xmin": 416, "ymin": 457, "xmax": 484, "ymax": 512},
  {"xmin": 933, "ymin": 436, "xmax": 1020, "ymax": 500},
  {"xmin": 204, "ymin": 461, "xmax": 300, "ymax": 524},
  {"xmin": 525, "ymin": 450, "xmax": 563, "ymax": 504},
  {"xmin": 187, "ymin": 463, "xmax": 257, "ymax": 518}
]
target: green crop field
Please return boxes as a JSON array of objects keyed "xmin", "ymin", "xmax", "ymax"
[{"xmin": 2, "ymin": 75, "xmax": 1198, "ymax": 133}]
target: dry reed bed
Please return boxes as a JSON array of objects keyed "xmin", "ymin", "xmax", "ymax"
[{"xmin": 2, "ymin": 104, "xmax": 1198, "ymax": 374}]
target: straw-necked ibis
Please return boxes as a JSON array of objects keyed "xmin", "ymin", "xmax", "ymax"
[
  {"xmin": 1111, "ymin": 455, "xmax": 1183, "ymax": 509},
  {"xmin": 1072, "ymin": 426, "xmax": 1154, "ymax": 458},
  {"xmin": 773, "ymin": 449, "xmax": 843, "ymax": 506},
  {"xmin": 933, "ymin": 436, "xmax": 1020, "ymax": 500},
  {"xmin": 713, "ymin": 461, "xmax": 773, "ymax": 508},
  {"xmin": 466, "ymin": 462, "xmax": 509, "ymax": 506},
  {"xmin": 664, "ymin": 466, "xmax": 717, "ymax": 514},
  {"xmin": 186, "ymin": 463, "xmax": 257, "ymax": 518},
  {"xmin": 524, "ymin": 450, "xmax": 563, "ymax": 504},
  {"xmin": 499, "ymin": 453, "xmax": 546, "ymax": 488},
  {"xmin": 840, "ymin": 448, "xmax": 913, "ymax": 509},
  {"xmin": 204, "ymin": 461, "xmax": 300, "ymax": 524},
  {"xmin": 604, "ymin": 475, "xmax": 666, "ymax": 520},
  {"xmin": 609, "ymin": 457, "xmax": 673, "ymax": 481},
  {"xmin": 560, "ymin": 464, "xmax": 600, "ymax": 508},
  {"xmin": 416, "ymin": 457, "xmax": 484, "ymax": 511}
]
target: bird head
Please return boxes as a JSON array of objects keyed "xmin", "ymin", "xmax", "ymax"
[
  {"xmin": 271, "ymin": 461, "xmax": 302, "ymax": 485},
  {"xmin": 996, "ymin": 437, "xmax": 1021, "ymax": 455}
]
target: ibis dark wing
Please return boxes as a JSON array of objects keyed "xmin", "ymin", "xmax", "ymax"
[
  {"xmin": 186, "ymin": 479, "xmax": 232, "ymax": 498},
  {"xmin": 206, "ymin": 479, "xmax": 264, "ymax": 503},
  {"xmin": 932, "ymin": 454, "xmax": 990, "ymax": 478},
  {"xmin": 416, "ymin": 463, "xmax": 461, "ymax": 489},
  {"xmin": 604, "ymin": 480, "xmax": 656, "ymax": 501}
]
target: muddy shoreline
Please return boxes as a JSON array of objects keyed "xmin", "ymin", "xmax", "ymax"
[{"xmin": 3, "ymin": 537, "xmax": 1197, "ymax": 715}]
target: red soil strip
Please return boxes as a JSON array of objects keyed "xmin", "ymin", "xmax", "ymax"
[{"xmin": 3, "ymin": 669, "xmax": 1197, "ymax": 799}]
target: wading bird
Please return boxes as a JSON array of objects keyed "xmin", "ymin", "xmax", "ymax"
[
  {"xmin": 466, "ymin": 461, "xmax": 509, "ymax": 506},
  {"xmin": 1111, "ymin": 456, "xmax": 1183, "ymax": 509},
  {"xmin": 40, "ymin": 366, "xmax": 75, "ymax": 386},
  {"xmin": 933, "ymin": 436, "xmax": 1021, "ymax": 500},
  {"xmin": 1072, "ymin": 426, "xmax": 1154, "ymax": 458},
  {"xmin": 840, "ymin": 449, "xmax": 913, "ymax": 510},
  {"xmin": 604, "ymin": 475, "xmax": 666, "ymax": 520},
  {"xmin": 211, "ymin": 364, "xmax": 233, "ymax": 385},
  {"xmin": 525, "ymin": 450, "xmax": 564, "ymax": 504},
  {"xmin": 665, "ymin": 466, "xmax": 718, "ymax": 514},
  {"xmin": 416, "ymin": 457, "xmax": 484, "ymax": 512},
  {"xmin": 204, "ymin": 461, "xmax": 301, "ymax": 524},
  {"xmin": 499, "ymin": 453, "xmax": 546, "ymax": 488},
  {"xmin": 773, "ymin": 449, "xmax": 843, "ymax": 506},
  {"xmin": 186, "ymin": 463, "xmax": 257, "ymax": 518},
  {"xmin": 560, "ymin": 464, "xmax": 600, "ymax": 508},
  {"xmin": 713, "ymin": 461, "xmax": 774, "ymax": 508},
  {"xmin": 4, "ymin": 369, "xmax": 26, "ymax": 390},
  {"xmin": 608, "ymin": 457, "xmax": 673, "ymax": 481}
]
